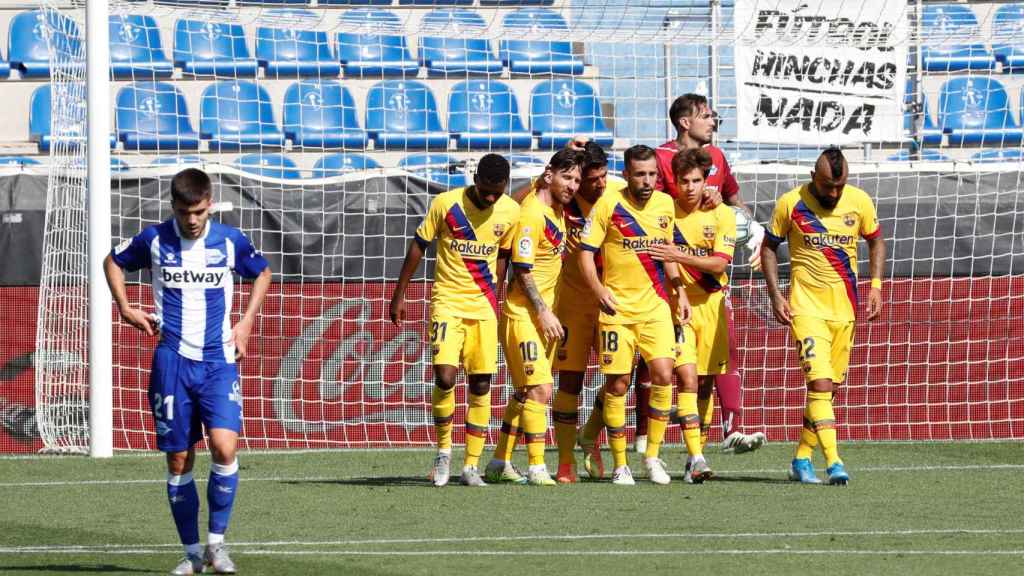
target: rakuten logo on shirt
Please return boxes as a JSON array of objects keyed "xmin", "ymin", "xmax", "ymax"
[{"xmin": 160, "ymin": 267, "xmax": 227, "ymax": 288}]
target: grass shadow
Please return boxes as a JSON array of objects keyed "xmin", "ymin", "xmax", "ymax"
[
  {"xmin": 282, "ymin": 476, "xmax": 432, "ymax": 487},
  {"xmin": 0, "ymin": 565, "xmax": 152, "ymax": 574}
]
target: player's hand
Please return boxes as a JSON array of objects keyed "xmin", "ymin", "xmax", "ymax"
[
  {"xmin": 232, "ymin": 317, "xmax": 254, "ymax": 360},
  {"xmin": 675, "ymin": 293, "xmax": 691, "ymax": 326},
  {"xmin": 567, "ymin": 136, "xmax": 590, "ymax": 151},
  {"xmin": 538, "ymin": 308, "xmax": 564, "ymax": 344},
  {"xmin": 700, "ymin": 187, "xmax": 723, "ymax": 209},
  {"xmin": 746, "ymin": 221, "xmax": 765, "ymax": 272},
  {"xmin": 119, "ymin": 306, "xmax": 159, "ymax": 336},
  {"xmin": 596, "ymin": 287, "xmax": 618, "ymax": 316},
  {"xmin": 770, "ymin": 294, "xmax": 792, "ymax": 326},
  {"xmin": 389, "ymin": 295, "xmax": 406, "ymax": 326},
  {"xmin": 866, "ymin": 287, "xmax": 883, "ymax": 321},
  {"xmin": 647, "ymin": 242, "xmax": 680, "ymax": 263}
]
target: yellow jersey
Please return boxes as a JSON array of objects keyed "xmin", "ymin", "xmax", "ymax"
[
  {"xmin": 558, "ymin": 179, "xmax": 627, "ymax": 308},
  {"xmin": 415, "ymin": 187, "xmax": 521, "ymax": 320},
  {"xmin": 504, "ymin": 191, "xmax": 566, "ymax": 320},
  {"xmin": 580, "ymin": 186, "xmax": 675, "ymax": 324},
  {"xmin": 767, "ymin": 184, "xmax": 881, "ymax": 322},
  {"xmin": 672, "ymin": 203, "xmax": 736, "ymax": 299}
]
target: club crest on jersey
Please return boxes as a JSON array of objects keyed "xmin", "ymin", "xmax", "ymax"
[
  {"xmin": 205, "ymin": 250, "xmax": 226, "ymax": 265},
  {"xmin": 493, "ymin": 222, "xmax": 507, "ymax": 237},
  {"xmin": 658, "ymin": 216, "xmax": 671, "ymax": 230},
  {"xmin": 703, "ymin": 225, "xmax": 716, "ymax": 240},
  {"xmin": 602, "ymin": 353, "xmax": 614, "ymax": 366},
  {"xmin": 843, "ymin": 213, "xmax": 857, "ymax": 228},
  {"xmin": 524, "ymin": 364, "xmax": 535, "ymax": 376},
  {"xmin": 709, "ymin": 164, "xmax": 719, "ymax": 177}
]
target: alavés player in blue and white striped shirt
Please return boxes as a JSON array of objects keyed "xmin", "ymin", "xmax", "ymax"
[{"xmin": 104, "ymin": 168, "xmax": 272, "ymax": 575}]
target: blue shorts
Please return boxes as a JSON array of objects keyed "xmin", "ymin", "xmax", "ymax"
[{"xmin": 149, "ymin": 346, "xmax": 242, "ymax": 453}]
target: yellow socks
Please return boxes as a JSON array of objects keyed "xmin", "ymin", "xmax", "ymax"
[
  {"xmin": 522, "ymin": 398, "xmax": 548, "ymax": 467},
  {"xmin": 432, "ymin": 386, "xmax": 455, "ymax": 452},
  {"xmin": 644, "ymin": 385, "xmax": 673, "ymax": 459},
  {"xmin": 677, "ymin": 391, "xmax": 702, "ymax": 458},
  {"xmin": 603, "ymin": 393, "xmax": 628, "ymax": 469},
  {"xmin": 494, "ymin": 394, "xmax": 523, "ymax": 463},
  {"xmin": 580, "ymin": 392, "xmax": 605, "ymax": 444},
  {"xmin": 807, "ymin": 391, "xmax": 840, "ymax": 466},
  {"xmin": 795, "ymin": 414, "xmax": 818, "ymax": 460},
  {"xmin": 697, "ymin": 394, "xmax": 714, "ymax": 449},
  {"xmin": 552, "ymin": 390, "xmax": 578, "ymax": 466},
  {"xmin": 464, "ymin": 391, "xmax": 491, "ymax": 468}
]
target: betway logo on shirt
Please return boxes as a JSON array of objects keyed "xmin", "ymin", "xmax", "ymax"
[
  {"xmin": 803, "ymin": 233, "xmax": 855, "ymax": 250},
  {"xmin": 449, "ymin": 239, "xmax": 496, "ymax": 259},
  {"xmin": 622, "ymin": 237, "xmax": 668, "ymax": 251},
  {"xmin": 160, "ymin": 267, "xmax": 228, "ymax": 288}
]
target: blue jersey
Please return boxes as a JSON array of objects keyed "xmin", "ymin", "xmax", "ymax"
[{"xmin": 112, "ymin": 219, "xmax": 269, "ymax": 364}]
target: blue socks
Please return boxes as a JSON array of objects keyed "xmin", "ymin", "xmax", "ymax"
[
  {"xmin": 207, "ymin": 459, "xmax": 239, "ymax": 539},
  {"xmin": 167, "ymin": 472, "xmax": 200, "ymax": 552}
]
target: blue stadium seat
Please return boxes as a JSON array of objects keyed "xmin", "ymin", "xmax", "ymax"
[
  {"xmin": 904, "ymin": 81, "xmax": 942, "ymax": 146},
  {"xmin": 283, "ymin": 81, "xmax": 367, "ymax": 148},
  {"xmin": 448, "ymin": 80, "xmax": 532, "ymax": 150},
  {"xmin": 236, "ymin": 153, "xmax": 301, "ymax": 179},
  {"xmin": 256, "ymin": 13, "xmax": 342, "ymax": 78},
  {"xmin": 530, "ymin": 79, "xmax": 613, "ymax": 149},
  {"xmin": 971, "ymin": 149, "xmax": 1024, "ymax": 163},
  {"xmin": 938, "ymin": 78, "xmax": 1024, "ymax": 146},
  {"xmin": 887, "ymin": 150, "xmax": 951, "ymax": 162},
  {"xmin": 481, "ymin": 1, "xmax": 555, "ymax": 5},
  {"xmin": 109, "ymin": 15, "xmax": 174, "ymax": 79},
  {"xmin": 506, "ymin": 154, "xmax": 545, "ymax": 167},
  {"xmin": 150, "ymin": 155, "xmax": 203, "ymax": 167},
  {"xmin": 993, "ymin": 4, "xmax": 1024, "ymax": 72},
  {"xmin": 116, "ymin": 82, "xmax": 200, "ymax": 151},
  {"xmin": 319, "ymin": 0, "xmax": 392, "ymax": 4},
  {"xmin": 30, "ymin": 85, "xmax": 116, "ymax": 152},
  {"xmin": 921, "ymin": 4, "xmax": 995, "ymax": 72},
  {"xmin": 366, "ymin": 80, "xmax": 449, "ymax": 149},
  {"xmin": 200, "ymin": 81, "xmax": 286, "ymax": 151},
  {"xmin": 399, "ymin": 1, "xmax": 472, "ymax": 5},
  {"xmin": 313, "ymin": 153, "xmax": 381, "ymax": 177},
  {"xmin": 400, "ymin": 153, "xmax": 466, "ymax": 188},
  {"xmin": 336, "ymin": 10, "xmax": 419, "ymax": 77},
  {"xmin": 0, "ymin": 47, "xmax": 10, "ymax": 79},
  {"xmin": 500, "ymin": 9, "xmax": 583, "ymax": 75},
  {"xmin": 174, "ymin": 19, "xmax": 259, "ymax": 77},
  {"xmin": 9, "ymin": 10, "xmax": 81, "ymax": 78},
  {"xmin": 420, "ymin": 9, "xmax": 503, "ymax": 76},
  {"xmin": 0, "ymin": 156, "xmax": 39, "ymax": 166}
]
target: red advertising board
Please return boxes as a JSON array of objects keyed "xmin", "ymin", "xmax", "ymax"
[{"xmin": 2, "ymin": 278, "xmax": 1022, "ymax": 453}]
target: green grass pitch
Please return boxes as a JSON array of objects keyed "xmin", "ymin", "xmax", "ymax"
[{"xmin": 0, "ymin": 441, "xmax": 1021, "ymax": 575}]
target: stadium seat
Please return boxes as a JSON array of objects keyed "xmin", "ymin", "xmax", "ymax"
[
  {"xmin": 921, "ymin": 4, "xmax": 995, "ymax": 72},
  {"xmin": 448, "ymin": 80, "xmax": 532, "ymax": 150},
  {"xmin": 200, "ymin": 80, "xmax": 286, "ymax": 151},
  {"xmin": 399, "ymin": 1, "xmax": 472, "ymax": 5},
  {"xmin": 506, "ymin": 153, "xmax": 545, "ymax": 167},
  {"xmin": 366, "ymin": 80, "xmax": 449, "ymax": 149},
  {"xmin": 9, "ymin": 10, "xmax": 81, "ymax": 78},
  {"xmin": 150, "ymin": 155, "xmax": 203, "ymax": 167},
  {"xmin": 236, "ymin": 153, "xmax": 301, "ymax": 179},
  {"xmin": 109, "ymin": 15, "xmax": 174, "ymax": 79},
  {"xmin": 174, "ymin": 19, "xmax": 259, "ymax": 77},
  {"xmin": 971, "ymin": 149, "xmax": 1024, "ymax": 163},
  {"xmin": 904, "ymin": 81, "xmax": 942, "ymax": 146},
  {"xmin": 283, "ymin": 81, "xmax": 367, "ymax": 148},
  {"xmin": 116, "ymin": 82, "xmax": 200, "ymax": 151},
  {"xmin": 319, "ymin": 0, "xmax": 392, "ymax": 5},
  {"xmin": 419, "ymin": 9, "xmax": 503, "ymax": 76},
  {"xmin": 400, "ymin": 153, "xmax": 467, "ymax": 188},
  {"xmin": 30, "ymin": 85, "xmax": 116, "ymax": 152},
  {"xmin": 530, "ymin": 79, "xmax": 613, "ymax": 149},
  {"xmin": 481, "ymin": 1, "xmax": 555, "ymax": 5},
  {"xmin": 256, "ymin": 13, "xmax": 342, "ymax": 78},
  {"xmin": 938, "ymin": 77, "xmax": 1024, "ymax": 146},
  {"xmin": 0, "ymin": 156, "xmax": 40, "ymax": 166},
  {"xmin": 313, "ymin": 153, "xmax": 381, "ymax": 177},
  {"xmin": 993, "ymin": 4, "xmax": 1024, "ymax": 72},
  {"xmin": 886, "ymin": 149, "xmax": 951, "ymax": 162},
  {"xmin": 0, "ymin": 48, "xmax": 10, "ymax": 79},
  {"xmin": 499, "ymin": 9, "xmax": 583, "ymax": 75},
  {"xmin": 336, "ymin": 10, "xmax": 419, "ymax": 77}
]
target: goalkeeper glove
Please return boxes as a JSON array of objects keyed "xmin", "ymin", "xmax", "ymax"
[{"xmin": 746, "ymin": 220, "xmax": 765, "ymax": 272}]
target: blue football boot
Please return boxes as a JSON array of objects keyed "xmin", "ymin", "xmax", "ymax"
[
  {"xmin": 789, "ymin": 458, "xmax": 822, "ymax": 484},
  {"xmin": 826, "ymin": 461, "xmax": 850, "ymax": 485}
]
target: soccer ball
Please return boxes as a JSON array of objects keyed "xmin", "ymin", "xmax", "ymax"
[{"xmin": 732, "ymin": 205, "xmax": 752, "ymax": 246}]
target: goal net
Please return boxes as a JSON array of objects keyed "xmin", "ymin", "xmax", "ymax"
[{"xmin": 33, "ymin": 0, "xmax": 1023, "ymax": 453}]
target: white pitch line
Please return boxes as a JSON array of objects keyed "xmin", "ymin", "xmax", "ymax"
[
  {"xmin": 2, "ymin": 528, "xmax": 1023, "ymax": 554},
  {"xmin": 1, "ymin": 548, "xmax": 1022, "ymax": 557},
  {"xmin": 2, "ymin": 463, "xmax": 1022, "ymax": 488}
]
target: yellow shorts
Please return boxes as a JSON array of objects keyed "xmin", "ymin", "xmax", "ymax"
[
  {"xmin": 790, "ymin": 315, "xmax": 855, "ymax": 384},
  {"xmin": 673, "ymin": 291, "xmax": 730, "ymax": 375},
  {"xmin": 553, "ymin": 299, "xmax": 599, "ymax": 373},
  {"xmin": 501, "ymin": 316, "xmax": 557, "ymax": 388},
  {"xmin": 598, "ymin": 316, "xmax": 675, "ymax": 375},
  {"xmin": 429, "ymin": 311, "xmax": 498, "ymax": 375}
]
